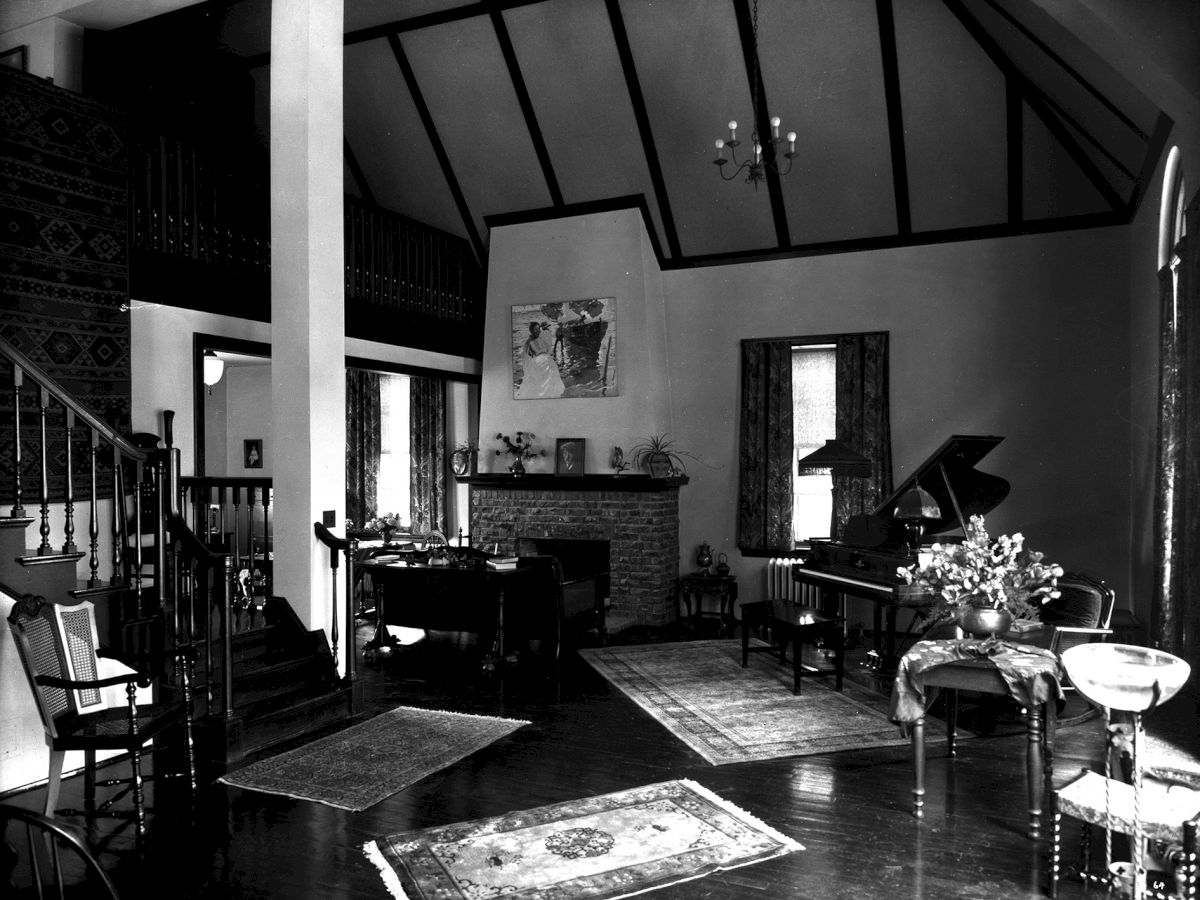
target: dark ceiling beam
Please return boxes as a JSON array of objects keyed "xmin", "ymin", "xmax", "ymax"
[
  {"xmin": 667, "ymin": 208, "xmax": 1127, "ymax": 269},
  {"xmin": 488, "ymin": 7, "xmax": 563, "ymax": 207},
  {"xmin": 604, "ymin": 0, "xmax": 682, "ymax": 259},
  {"xmin": 1007, "ymin": 79, "xmax": 1022, "ymax": 223},
  {"xmin": 874, "ymin": 0, "xmax": 912, "ymax": 235},
  {"xmin": 977, "ymin": 0, "xmax": 1148, "ymax": 140},
  {"xmin": 345, "ymin": 0, "xmax": 546, "ymax": 46},
  {"xmin": 343, "ymin": 138, "xmax": 377, "ymax": 206},
  {"xmin": 1034, "ymin": 90, "xmax": 1137, "ymax": 181},
  {"xmin": 732, "ymin": 0, "xmax": 790, "ymax": 248},
  {"xmin": 944, "ymin": 0, "xmax": 1127, "ymax": 214},
  {"xmin": 1125, "ymin": 112, "xmax": 1174, "ymax": 218},
  {"xmin": 386, "ymin": 32, "xmax": 486, "ymax": 264}
]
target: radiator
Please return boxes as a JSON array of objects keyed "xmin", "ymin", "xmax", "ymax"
[{"xmin": 766, "ymin": 558, "xmax": 818, "ymax": 605}]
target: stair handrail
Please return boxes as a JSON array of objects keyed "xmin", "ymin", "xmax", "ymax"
[
  {"xmin": 314, "ymin": 521, "xmax": 358, "ymax": 684},
  {"xmin": 165, "ymin": 511, "xmax": 234, "ymax": 719},
  {"xmin": 0, "ymin": 335, "xmax": 145, "ymax": 462}
]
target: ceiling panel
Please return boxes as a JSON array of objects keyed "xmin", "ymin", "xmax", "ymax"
[
  {"xmin": 343, "ymin": 39, "xmax": 462, "ymax": 238},
  {"xmin": 894, "ymin": 0, "xmax": 1009, "ymax": 233},
  {"xmin": 619, "ymin": 0, "xmax": 778, "ymax": 258},
  {"xmin": 757, "ymin": 0, "xmax": 898, "ymax": 245},
  {"xmin": 503, "ymin": 0, "xmax": 669, "ymax": 250},
  {"xmin": 344, "ymin": 0, "xmax": 464, "ymax": 34},
  {"xmin": 401, "ymin": 16, "xmax": 555, "ymax": 251}
]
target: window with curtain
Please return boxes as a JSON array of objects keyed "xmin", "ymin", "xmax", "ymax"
[
  {"xmin": 738, "ymin": 332, "xmax": 892, "ymax": 554},
  {"xmin": 378, "ymin": 374, "xmax": 412, "ymax": 522},
  {"xmin": 1153, "ymin": 146, "xmax": 1197, "ymax": 672},
  {"xmin": 346, "ymin": 368, "xmax": 447, "ymax": 536}
]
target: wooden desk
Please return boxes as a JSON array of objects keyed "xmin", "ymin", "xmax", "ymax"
[{"xmin": 358, "ymin": 560, "xmax": 542, "ymax": 670}]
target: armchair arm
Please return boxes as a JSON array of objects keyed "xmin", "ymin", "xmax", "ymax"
[{"xmin": 36, "ymin": 670, "xmax": 151, "ymax": 691}]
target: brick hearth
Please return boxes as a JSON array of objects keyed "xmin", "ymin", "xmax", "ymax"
[{"xmin": 466, "ymin": 475, "xmax": 684, "ymax": 627}]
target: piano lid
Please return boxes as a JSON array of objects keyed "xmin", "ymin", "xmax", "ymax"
[{"xmin": 874, "ymin": 435, "xmax": 1010, "ymax": 537}]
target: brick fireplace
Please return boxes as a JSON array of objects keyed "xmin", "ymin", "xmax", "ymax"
[{"xmin": 467, "ymin": 474, "xmax": 685, "ymax": 628}]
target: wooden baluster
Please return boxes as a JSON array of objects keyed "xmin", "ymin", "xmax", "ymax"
[
  {"xmin": 220, "ymin": 554, "xmax": 234, "ymax": 716},
  {"xmin": 110, "ymin": 446, "xmax": 123, "ymax": 584},
  {"xmin": 88, "ymin": 429, "xmax": 100, "ymax": 585},
  {"xmin": 36, "ymin": 387, "xmax": 51, "ymax": 555},
  {"xmin": 329, "ymin": 543, "xmax": 340, "ymax": 670},
  {"xmin": 344, "ymin": 540, "xmax": 358, "ymax": 684},
  {"xmin": 133, "ymin": 458, "xmax": 145, "ymax": 612},
  {"xmin": 217, "ymin": 485, "xmax": 227, "ymax": 549},
  {"xmin": 261, "ymin": 487, "xmax": 272, "ymax": 597},
  {"xmin": 247, "ymin": 487, "xmax": 259, "ymax": 599},
  {"xmin": 10, "ymin": 365, "xmax": 24, "ymax": 518},
  {"xmin": 62, "ymin": 408, "xmax": 76, "ymax": 552},
  {"xmin": 232, "ymin": 485, "xmax": 242, "ymax": 578}
]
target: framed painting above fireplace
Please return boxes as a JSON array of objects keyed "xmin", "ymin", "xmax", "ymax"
[{"xmin": 511, "ymin": 298, "xmax": 616, "ymax": 400}]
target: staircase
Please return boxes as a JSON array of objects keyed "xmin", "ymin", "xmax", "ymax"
[{"xmin": 0, "ymin": 335, "xmax": 360, "ymax": 781}]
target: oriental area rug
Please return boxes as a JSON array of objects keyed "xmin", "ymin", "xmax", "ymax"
[
  {"xmin": 365, "ymin": 778, "xmax": 801, "ymax": 900},
  {"xmin": 218, "ymin": 706, "xmax": 528, "ymax": 812},
  {"xmin": 579, "ymin": 640, "xmax": 946, "ymax": 765}
]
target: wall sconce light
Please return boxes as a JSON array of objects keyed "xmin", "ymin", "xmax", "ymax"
[{"xmin": 203, "ymin": 350, "xmax": 225, "ymax": 388}]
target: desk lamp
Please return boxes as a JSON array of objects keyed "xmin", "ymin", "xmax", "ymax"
[{"xmin": 894, "ymin": 484, "xmax": 940, "ymax": 558}]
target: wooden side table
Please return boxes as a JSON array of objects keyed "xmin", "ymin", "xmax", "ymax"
[{"xmin": 677, "ymin": 573, "xmax": 738, "ymax": 635}]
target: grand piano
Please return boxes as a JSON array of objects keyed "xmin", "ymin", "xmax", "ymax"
[{"xmin": 794, "ymin": 434, "xmax": 1011, "ymax": 670}]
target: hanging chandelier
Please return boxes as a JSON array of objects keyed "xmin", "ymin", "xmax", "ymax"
[{"xmin": 713, "ymin": 0, "xmax": 796, "ymax": 188}]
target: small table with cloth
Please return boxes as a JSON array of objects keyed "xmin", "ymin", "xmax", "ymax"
[{"xmin": 889, "ymin": 636, "xmax": 1064, "ymax": 838}]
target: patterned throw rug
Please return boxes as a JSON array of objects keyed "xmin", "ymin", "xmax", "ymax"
[
  {"xmin": 580, "ymin": 639, "xmax": 944, "ymax": 765},
  {"xmin": 219, "ymin": 706, "xmax": 528, "ymax": 812},
  {"xmin": 365, "ymin": 778, "xmax": 801, "ymax": 900}
]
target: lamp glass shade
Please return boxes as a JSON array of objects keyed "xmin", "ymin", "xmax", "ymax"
[
  {"xmin": 797, "ymin": 439, "xmax": 870, "ymax": 477},
  {"xmin": 203, "ymin": 351, "xmax": 225, "ymax": 386},
  {"xmin": 894, "ymin": 485, "xmax": 941, "ymax": 520}
]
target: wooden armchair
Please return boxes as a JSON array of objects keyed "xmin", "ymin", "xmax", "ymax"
[
  {"xmin": 5, "ymin": 589, "xmax": 196, "ymax": 840},
  {"xmin": 0, "ymin": 803, "xmax": 121, "ymax": 898}
]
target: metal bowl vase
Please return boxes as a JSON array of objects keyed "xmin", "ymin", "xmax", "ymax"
[{"xmin": 1060, "ymin": 643, "xmax": 1191, "ymax": 712}]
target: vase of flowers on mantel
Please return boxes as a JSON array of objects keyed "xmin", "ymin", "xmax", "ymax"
[
  {"xmin": 897, "ymin": 514, "xmax": 1063, "ymax": 638},
  {"xmin": 495, "ymin": 432, "xmax": 543, "ymax": 476}
]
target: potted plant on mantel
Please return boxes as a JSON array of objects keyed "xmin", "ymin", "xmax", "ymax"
[{"xmin": 629, "ymin": 433, "xmax": 700, "ymax": 479}]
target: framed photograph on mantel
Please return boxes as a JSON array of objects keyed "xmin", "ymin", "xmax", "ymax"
[
  {"xmin": 511, "ymin": 298, "xmax": 617, "ymax": 399},
  {"xmin": 555, "ymin": 438, "xmax": 585, "ymax": 476}
]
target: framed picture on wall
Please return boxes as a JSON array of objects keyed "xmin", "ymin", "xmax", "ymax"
[
  {"xmin": 555, "ymin": 438, "xmax": 585, "ymax": 476},
  {"xmin": 511, "ymin": 298, "xmax": 616, "ymax": 399},
  {"xmin": 244, "ymin": 439, "xmax": 263, "ymax": 469}
]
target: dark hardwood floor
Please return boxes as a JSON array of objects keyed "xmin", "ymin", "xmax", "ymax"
[{"xmin": 6, "ymin": 622, "xmax": 1197, "ymax": 899}]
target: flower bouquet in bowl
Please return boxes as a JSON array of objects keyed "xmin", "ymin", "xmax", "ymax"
[{"xmin": 897, "ymin": 514, "xmax": 1063, "ymax": 637}]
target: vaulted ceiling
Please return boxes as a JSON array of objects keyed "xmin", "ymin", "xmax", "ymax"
[{"xmin": 110, "ymin": 0, "xmax": 1175, "ymax": 270}]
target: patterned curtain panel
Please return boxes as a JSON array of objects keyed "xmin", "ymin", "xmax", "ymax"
[
  {"xmin": 345, "ymin": 368, "xmax": 381, "ymax": 529},
  {"xmin": 736, "ymin": 340, "xmax": 794, "ymax": 552},
  {"xmin": 832, "ymin": 333, "xmax": 893, "ymax": 539},
  {"xmin": 1154, "ymin": 190, "xmax": 1200, "ymax": 672},
  {"xmin": 410, "ymin": 376, "xmax": 446, "ymax": 535},
  {"xmin": 0, "ymin": 68, "xmax": 129, "ymax": 501}
]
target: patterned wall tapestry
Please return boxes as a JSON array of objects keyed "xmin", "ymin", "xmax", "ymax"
[{"xmin": 0, "ymin": 67, "xmax": 130, "ymax": 502}]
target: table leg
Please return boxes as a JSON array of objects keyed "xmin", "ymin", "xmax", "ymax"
[
  {"xmin": 1025, "ymin": 703, "xmax": 1045, "ymax": 839},
  {"xmin": 945, "ymin": 688, "xmax": 958, "ymax": 758},
  {"xmin": 1048, "ymin": 790, "xmax": 1061, "ymax": 898},
  {"xmin": 912, "ymin": 716, "xmax": 926, "ymax": 819},
  {"xmin": 484, "ymin": 585, "xmax": 506, "ymax": 673}
]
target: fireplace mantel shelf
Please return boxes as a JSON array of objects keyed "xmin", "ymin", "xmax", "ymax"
[{"xmin": 457, "ymin": 473, "xmax": 688, "ymax": 492}]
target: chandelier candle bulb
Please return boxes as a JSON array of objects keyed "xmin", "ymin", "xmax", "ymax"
[
  {"xmin": 787, "ymin": 131, "xmax": 797, "ymax": 154},
  {"xmin": 770, "ymin": 116, "xmax": 780, "ymax": 138},
  {"xmin": 754, "ymin": 142, "xmax": 762, "ymax": 163},
  {"xmin": 728, "ymin": 120, "xmax": 737, "ymax": 141},
  {"xmin": 714, "ymin": 139, "xmax": 725, "ymax": 162}
]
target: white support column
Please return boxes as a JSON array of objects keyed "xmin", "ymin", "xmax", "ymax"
[{"xmin": 269, "ymin": 0, "xmax": 344, "ymax": 646}]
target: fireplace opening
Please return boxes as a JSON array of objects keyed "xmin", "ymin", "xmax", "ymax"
[{"xmin": 518, "ymin": 538, "xmax": 609, "ymax": 643}]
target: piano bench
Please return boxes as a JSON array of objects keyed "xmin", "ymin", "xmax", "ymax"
[{"xmin": 740, "ymin": 599, "xmax": 845, "ymax": 695}]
